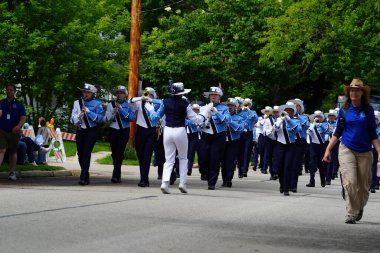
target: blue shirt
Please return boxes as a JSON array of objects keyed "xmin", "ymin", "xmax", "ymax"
[
  {"xmin": 334, "ymin": 104, "xmax": 377, "ymax": 152},
  {"xmin": 0, "ymin": 98, "xmax": 26, "ymax": 132}
]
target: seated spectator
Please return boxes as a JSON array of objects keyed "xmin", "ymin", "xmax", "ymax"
[
  {"xmin": 19, "ymin": 134, "xmax": 49, "ymax": 166},
  {"xmin": 36, "ymin": 118, "xmax": 50, "ymax": 165}
]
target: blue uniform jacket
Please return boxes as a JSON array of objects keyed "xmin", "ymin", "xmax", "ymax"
[
  {"xmin": 226, "ymin": 113, "xmax": 245, "ymax": 141},
  {"xmin": 295, "ymin": 114, "xmax": 309, "ymax": 139},
  {"xmin": 144, "ymin": 99, "xmax": 163, "ymax": 127},
  {"xmin": 71, "ymin": 98, "xmax": 103, "ymax": 128},
  {"xmin": 237, "ymin": 109, "xmax": 258, "ymax": 132},
  {"xmin": 105, "ymin": 100, "xmax": 136, "ymax": 129},
  {"xmin": 275, "ymin": 118, "xmax": 302, "ymax": 144},
  {"xmin": 206, "ymin": 103, "xmax": 231, "ymax": 134},
  {"xmin": 186, "ymin": 118, "xmax": 199, "ymax": 133}
]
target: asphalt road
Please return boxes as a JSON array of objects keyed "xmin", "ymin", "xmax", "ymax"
[{"xmin": 0, "ymin": 169, "xmax": 379, "ymax": 253}]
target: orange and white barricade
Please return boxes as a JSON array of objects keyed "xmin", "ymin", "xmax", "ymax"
[
  {"xmin": 48, "ymin": 127, "xmax": 66, "ymax": 162},
  {"xmin": 61, "ymin": 132, "xmax": 76, "ymax": 141}
]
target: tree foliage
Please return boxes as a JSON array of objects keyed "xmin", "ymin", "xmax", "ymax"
[
  {"xmin": 1, "ymin": 0, "xmax": 379, "ymax": 129},
  {"xmin": 0, "ymin": 0, "xmax": 131, "ymax": 127}
]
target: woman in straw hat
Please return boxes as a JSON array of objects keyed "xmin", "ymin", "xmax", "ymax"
[{"xmin": 323, "ymin": 79, "xmax": 380, "ymax": 224}]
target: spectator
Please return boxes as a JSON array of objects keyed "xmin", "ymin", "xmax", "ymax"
[
  {"xmin": 323, "ymin": 79, "xmax": 380, "ymax": 224},
  {"xmin": 0, "ymin": 84, "xmax": 26, "ymax": 180},
  {"xmin": 19, "ymin": 134, "xmax": 49, "ymax": 166},
  {"xmin": 36, "ymin": 118, "xmax": 50, "ymax": 165}
]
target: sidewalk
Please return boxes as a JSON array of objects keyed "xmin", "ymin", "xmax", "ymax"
[{"xmin": 0, "ymin": 151, "xmax": 142, "ymax": 179}]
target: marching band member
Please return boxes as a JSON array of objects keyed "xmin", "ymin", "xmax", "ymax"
[
  {"xmin": 270, "ymin": 106, "xmax": 281, "ymax": 180},
  {"xmin": 221, "ymin": 98, "xmax": 245, "ymax": 187},
  {"xmin": 324, "ymin": 109, "xmax": 338, "ymax": 185},
  {"xmin": 129, "ymin": 87, "xmax": 161, "ymax": 187},
  {"xmin": 145, "ymin": 82, "xmax": 211, "ymax": 194},
  {"xmin": 237, "ymin": 98, "xmax": 258, "ymax": 177},
  {"xmin": 104, "ymin": 85, "xmax": 136, "ymax": 183},
  {"xmin": 198, "ymin": 87, "xmax": 231, "ymax": 190},
  {"xmin": 262, "ymin": 106, "xmax": 276, "ymax": 177},
  {"xmin": 288, "ymin": 98, "xmax": 309, "ymax": 192},
  {"xmin": 186, "ymin": 104, "xmax": 201, "ymax": 176},
  {"xmin": 273, "ymin": 102, "xmax": 302, "ymax": 196},
  {"xmin": 261, "ymin": 106, "xmax": 273, "ymax": 174},
  {"xmin": 370, "ymin": 111, "xmax": 380, "ymax": 193},
  {"xmin": 254, "ymin": 116, "xmax": 265, "ymax": 171},
  {"xmin": 70, "ymin": 83, "xmax": 103, "ymax": 185},
  {"xmin": 306, "ymin": 110, "xmax": 330, "ymax": 187}
]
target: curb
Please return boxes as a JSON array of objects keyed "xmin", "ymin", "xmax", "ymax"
[{"xmin": 0, "ymin": 170, "xmax": 73, "ymax": 179}]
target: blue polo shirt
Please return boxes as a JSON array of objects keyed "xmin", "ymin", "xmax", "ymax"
[
  {"xmin": 0, "ymin": 98, "xmax": 26, "ymax": 132},
  {"xmin": 334, "ymin": 103, "xmax": 377, "ymax": 152}
]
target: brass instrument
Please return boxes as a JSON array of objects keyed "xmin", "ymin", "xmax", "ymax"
[
  {"xmin": 143, "ymin": 89, "xmax": 150, "ymax": 97},
  {"xmin": 242, "ymin": 102, "xmax": 250, "ymax": 110},
  {"xmin": 315, "ymin": 119, "xmax": 320, "ymax": 123},
  {"xmin": 280, "ymin": 112, "xmax": 287, "ymax": 117}
]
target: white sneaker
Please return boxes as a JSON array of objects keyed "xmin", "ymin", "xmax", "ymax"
[
  {"xmin": 160, "ymin": 182, "xmax": 170, "ymax": 194},
  {"xmin": 30, "ymin": 161, "xmax": 38, "ymax": 166},
  {"xmin": 179, "ymin": 183, "xmax": 188, "ymax": 194},
  {"xmin": 8, "ymin": 172, "xmax": 17, "ymax": 181}
]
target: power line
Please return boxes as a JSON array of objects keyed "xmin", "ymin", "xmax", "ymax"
[{"xmin": 142, "ymin": 0, "xmax": 185, "ymax": 13}]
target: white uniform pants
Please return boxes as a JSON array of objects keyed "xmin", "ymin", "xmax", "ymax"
[{"xmin": 162, "ymin": 126, "xmax": 188, "ymax": 185}]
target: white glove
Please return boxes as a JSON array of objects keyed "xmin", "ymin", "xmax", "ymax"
[
  {"xmin": 144, "ymin": 102, "xmax": 154, "ymax": 111},
  {"xmin": 84, "ymin": 107, "xmax": 90, "ymax": 113},
  {"xmin": 285, "ymin": 115, "xmax": 290, "ymax": 121},
  {"xmin": 142, "ymin": 96, "xmax": 152, "ymax": 102}
]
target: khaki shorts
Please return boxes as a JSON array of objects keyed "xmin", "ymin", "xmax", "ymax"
[{"xmin": 0, "ymin": 129, "xmax": 20, "ymax": 153}]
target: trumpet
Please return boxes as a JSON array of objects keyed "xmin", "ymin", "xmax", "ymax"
[
  {"xmin": 242, "ymin": 102, "xmax": 250, "ymax": 110},
  {"xmin": 143, "ymin": 89, "xmax": 150, "ymax": 97},
  {"xmin": 314, "ymin": 119, "xmax": 320, "ymax": 123},
  {"xmin": 280, "ymin": 112, "xmax": 287, "ymax": 117}
]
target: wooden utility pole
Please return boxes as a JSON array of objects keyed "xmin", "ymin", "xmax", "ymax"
[{"xmin": 128, "ymin": 0, "xmax": 141, "ymax": 145}]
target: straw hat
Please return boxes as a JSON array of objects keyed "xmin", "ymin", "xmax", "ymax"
[{"xmin": 344, "ymin": 79, "xmax": 370, "ymax": 95}]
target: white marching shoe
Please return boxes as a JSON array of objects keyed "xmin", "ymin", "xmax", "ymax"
[
  {"xmin": 161, "ymin": 182, "xmax": 170, "ymax": 194},
  {"xmin": 179, "ymin": 183, "xmax": 188, "ymax": 194}
]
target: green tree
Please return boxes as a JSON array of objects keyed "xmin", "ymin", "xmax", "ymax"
[{"xmin": 0, "ymin": 0, "xmax": 131, "ymax": 129}]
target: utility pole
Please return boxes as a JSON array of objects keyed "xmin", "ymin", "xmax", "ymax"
[{"xmin": 128, "ymin": 0, "xmax": 141, "ymax": 145}]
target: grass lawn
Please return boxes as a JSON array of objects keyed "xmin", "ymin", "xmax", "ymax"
[
  {"xmin": 96, "ymin": 155, "xmax": 139, "ymax": 166},
  {"xmin": 62, "ymin": 141, "xmax": 111, "ymax": 157},
  {"xmin": 0, "ymin": 164, "xmax": 65, "ymax": 172}
]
